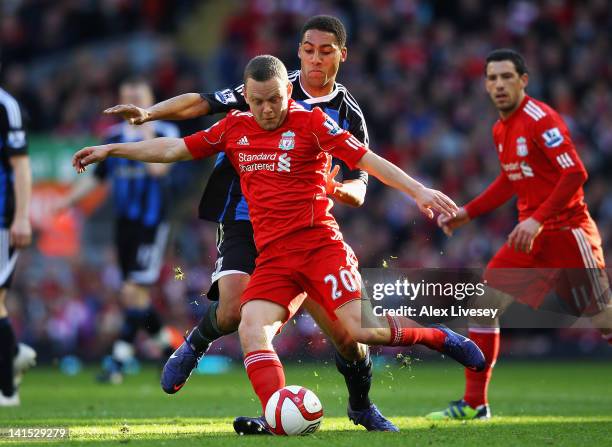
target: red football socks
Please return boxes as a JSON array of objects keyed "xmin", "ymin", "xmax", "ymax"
[
  {"xmin": 463, "ymin": 328, "xmax": 500, "ymax": 408},
  {"xmin": 386, "ymin": 316, "xmax": 446, "ymax": 351},
  {"xmin": 244, "ymin": 350, "xmax": 285, "ymax": 411}
]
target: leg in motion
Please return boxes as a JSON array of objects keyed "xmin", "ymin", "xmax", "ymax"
[
  {"xmin": 161, "ymin": 274, "xmax": 249, "ymax": 393},
  {"xmin": 303, "ymin": 297, "xmax": 398, "ymax": 432},
  {"xmin": 335, "ymin": 301, "xmax": 486, "ymax": 371},
  {"xmin": 239, "ymin": 300, "xmax": 288, "ymax": 410},
  {"xmin": 99, "ymin": 282, "xmax": 147, "ymax": 384},
  {"xmin": 0, "ymin": 289, "xmax": 18, "ymax": 405},
  {"xmin": 426, "ymin": 285, "xmax": 514, "ymax": 420}
]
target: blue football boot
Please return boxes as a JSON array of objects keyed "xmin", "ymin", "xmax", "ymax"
[
  {"xmin": 348, "ymin": 403, "xmax": 399, "ymax": 432},
  {"xmin": 432, "ymin": 324, "xmax": 486, "ymax": 371},
  {"xmin": 160, "ymin": 332, "xmax": 204, "ymax": 394}
]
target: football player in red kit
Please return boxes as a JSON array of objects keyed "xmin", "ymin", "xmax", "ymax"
[
  {"xmin": 430, "ymin": 49, "xmax": 612, "ymax": 420},
  {"xmin": 72, "ymin": 55, "xmax": 486, "ymax": 430}
]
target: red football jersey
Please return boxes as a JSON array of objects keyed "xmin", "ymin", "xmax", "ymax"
[
  {"xmin": 184, "ymin": 100, "xmax": 369, "ymax": 251},
  {"xmin": 491, "ymin": 95, "xmax": 589, "ymax": 228}
]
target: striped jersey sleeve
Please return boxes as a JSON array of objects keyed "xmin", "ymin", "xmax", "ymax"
[
  {"xmin": 201, "ymin": 70, "xmax": 301, "ymax": 115},
  {"xmin": 310, "ymin": 107, "xmax": 368, "ymax": 170},
  {"xmin": 340, "ymin": 86, "xmax": 369, "ymax": 147},
  {"xmin": 200, "ymin": 84, "xmax": 249, "ymax": 115},
  {"xmin": 333, "ymin": 85, "xmax": 369, "ymax": 184},
  {"xmin": 0, "ymin": 88, "xmax": 27, "ymax": 156},
  {"xmin": 528, "ymin": 104, "xmax": 585, "ymax": 175}
]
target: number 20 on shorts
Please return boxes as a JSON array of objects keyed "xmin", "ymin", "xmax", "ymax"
[{"xmin": 324, "ymin": 268, "xmax": 360, "ymax": 300}]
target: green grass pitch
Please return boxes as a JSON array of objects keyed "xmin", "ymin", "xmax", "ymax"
[{"xmin": 1, "ymin": 359, "xmax": 611, "ymax": 446}]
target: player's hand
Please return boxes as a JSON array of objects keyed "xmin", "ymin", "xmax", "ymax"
[
  {"xmin": 507, "ymin": 217, "xmax": 543, "ymax": 253},
  {"xmin": 437, "ymin": 207, "xmax": 470, "ymax": 236},
  {"xmin": 72, "ymin": 145, "xmax": 110, "ymax": 173},
  {"xmin": 10, "ymin": 217, "xmax": 31, "ymax": 248},
  {"xmin": 414, "ymin": 187, "xmax": 458, "ymax": 219},
  {"xmin": 325, "ymin": 164, "xmax": 342, "ymax": 195},
  {"xmin": 104, "ymin": 104, "xmax": 151, "ymax": 125}
]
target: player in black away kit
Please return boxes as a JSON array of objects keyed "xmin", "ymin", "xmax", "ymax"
[
  {"xmin": 59, "ymin": 79, "xmax": 180, "ymax": 384},
  {"xmin": 0, "ymin": 81, "xmax": 36, "ymax": 406}
]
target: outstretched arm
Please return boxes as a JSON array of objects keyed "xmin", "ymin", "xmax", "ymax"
[
  {"xmin": 356, "ymin": 151, "xmax": 457, "ymax": 218},
  {"xmin": 104, "ymin": 94, "xmax": 211, "ymax": 125},
  {"xmin": 73, "ymin": 137, "xmax": 192, "ymax": 173},
  {"xmin": 438, "ymin": 174, "xmax": 515, "ymax": 237},
  {"xmin": 464, "ymin": 174, "xmax": 514, "ymax": 219}
]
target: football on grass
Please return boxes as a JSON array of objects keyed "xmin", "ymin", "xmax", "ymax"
[{"xmin": 264, "ymin": 385, "xmax": 323, "ymax": 435}]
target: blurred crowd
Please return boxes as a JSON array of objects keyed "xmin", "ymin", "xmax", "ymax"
[
  {"xmin": 1, "ymin": 0, "xmax": 200, "ymax": 135},
  {"xmin": 1, "ymin": 0, "xmax": 610, "ymax": 362}
]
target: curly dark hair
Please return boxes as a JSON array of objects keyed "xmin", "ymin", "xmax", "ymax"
[{"xmin": 300, "ymin": 15, "xmax": 347, "ymax": 48}]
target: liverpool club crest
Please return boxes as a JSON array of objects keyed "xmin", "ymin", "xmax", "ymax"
[
  {"xmin": 516, "ymin": 136, "xmax": 528, "ymax": 157},
  {"xmin": 279, "ymin": 130, "xmax": 295, "ymax": 151}
]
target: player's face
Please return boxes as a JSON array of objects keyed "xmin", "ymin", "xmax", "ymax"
[
  {"xmin": 244, "ymin": 77, "xmax": 293, "ymax": 130},
  {"xmin": 485, "ymin": 61, "xmax": 528, "ymax": 115},
  {"xmin": 298, "ymin": 29, "xmax": 347, "ymax": 92},
  {"xmin": 119, "ymin": 83, "xmax": 154, "ymax": 108}
]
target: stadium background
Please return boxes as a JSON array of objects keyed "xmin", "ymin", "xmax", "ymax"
[{"xmin": 1, "ymin": 0, "xmax": 610, "ymax": 368}]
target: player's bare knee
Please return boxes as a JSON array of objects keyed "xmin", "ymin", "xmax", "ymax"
[
  {"xmin": 341, "ymin": 323, "xmax": 376, "ymax": 345},
  {"xmin": 216, "ymin": 300, "xmax": 241, "ymax": 332},
  {"xmin": 321, "ymin": 316, "xmax": 362, "ymax": 360},
  {"xmin": 353, "ymin": 330, "xmax": 376, "ymax": 345},
  {"xmin": 335, "ymin": 339, "xmax": 366, "ymax": 362},
  {"xmin": 121, "ymin": 282, "xmax": 150, "ymax": 308},
  {"xmin": 239, "ymin": 304, "xmax": 265, "ymax": 335},
  {"xmin": 237, "ymin": 318, "xmax": 255, "ymax": 339},
  {"xmin": 238, "ymin": 317, "xmax": 275, "ymax": 352},
  {"xmin": 238, "ymin": 317, "xmax": 260, "ymax": 350},
  {"xmin": 333, "ymin": 333, "xmax": 360, "ymax": 360},
  {"xmin": 217, "ymin": 276, "xmax": 249, "ymax": 331}
]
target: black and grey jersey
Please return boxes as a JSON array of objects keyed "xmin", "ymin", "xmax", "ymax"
[
  {"xmin": 93, "ymin": 121, "xmax": 179, "ymax": 227},
  {"xmin": 0, "ymin": 88, "xmax": 28, "ymax": 228},
  {"xmin": 198, "ymin": 69, "xmax": 370, "ymax": 223}
]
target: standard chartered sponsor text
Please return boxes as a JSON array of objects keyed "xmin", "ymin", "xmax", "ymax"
[
  {"xmin": 238, "ymin": 152, "xmax": 278, "ymax": 172},
  {"xmin": 238, "ymin": 152, "xmax": 278, "ymax": 162}
]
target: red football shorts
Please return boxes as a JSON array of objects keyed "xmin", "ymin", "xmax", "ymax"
[
  {"xmin": 241, "ymin": 233, "xmax": 362, "ymax": 323},
  {"xmin": 484, "ymin": 218, "xmax": 610, "ymax": 313}
]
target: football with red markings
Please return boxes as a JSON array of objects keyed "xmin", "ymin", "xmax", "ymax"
[{"xmin": 264, "ymin": 385, "xmax": 323, "ymax": 435}]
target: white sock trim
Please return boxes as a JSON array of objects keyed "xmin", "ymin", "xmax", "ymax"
[{"xmin": 244, "ymin": 351, "xmax": 280, "ymax": 369}]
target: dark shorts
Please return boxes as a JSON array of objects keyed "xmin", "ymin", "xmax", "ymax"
[
  {"xmin": 115, "ymin": 219, "xmax": 169, "ymax": 286},
  {"xmin": 208, "ymin": 220, "xmax": 257, "ymax": 300},
  {"xmin": 0, "ymin": 229, "xmax": 18, "ymax": 289}
]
